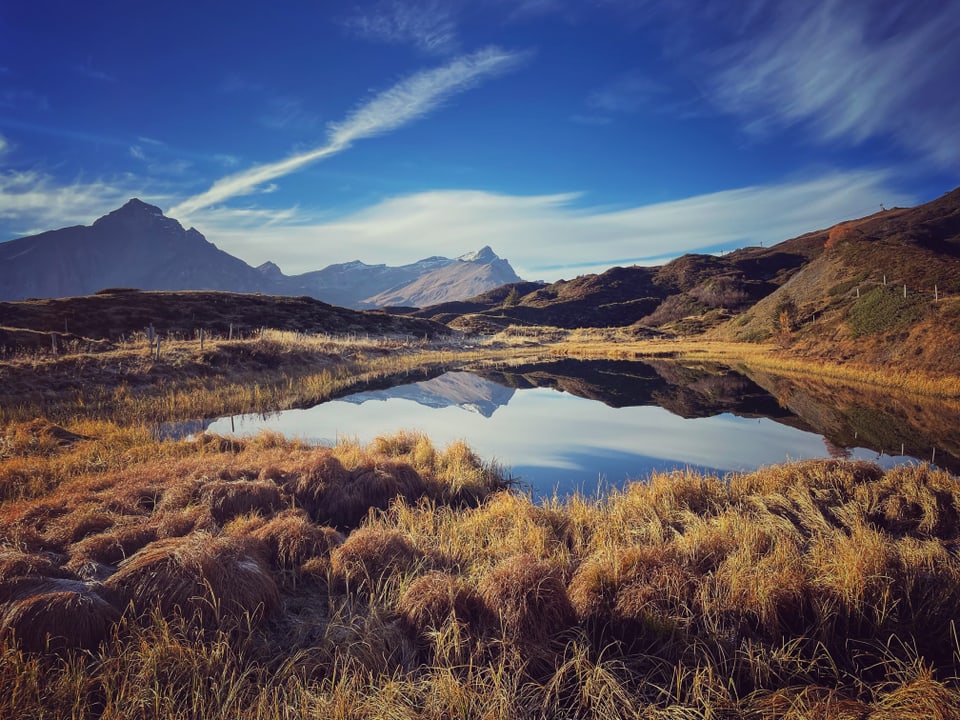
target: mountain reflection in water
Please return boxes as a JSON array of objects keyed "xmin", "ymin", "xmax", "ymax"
[{"xmin": 193, "ymin": 360, "xmax": 957, "ymax": 497}]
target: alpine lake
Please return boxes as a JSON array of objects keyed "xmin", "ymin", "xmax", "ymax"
[{"xmin": 168, "ymin": 358, "xmax": 960, "ymax": 499}]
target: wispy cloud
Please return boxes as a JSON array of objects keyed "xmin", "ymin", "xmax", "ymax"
[
  {"xmin": 708, "ymin": 0, "xmax": 960, "ymax": 166},
  {"xmin": 343, "ymin": 0, "xmax": 460, "ymax": 55},
  {"xmin": 170, "ymin": 46, "xmax": 526, "ymax": 218},
  {"xmin": 0, "ymin": 133, "xmax": 8, "ymax": 157},
  {"xmin": 190, "ymin": 170, "xmax": 912, "ymax": 280}
]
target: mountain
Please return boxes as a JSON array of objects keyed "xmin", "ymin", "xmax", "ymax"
[
  {"xmin": 363, "ymin": 246, "xmax": 522, "ymax": 308},
  {"xmin": 404, "ymin": 231, "xmax": 823, "ymax": 333},
  {"xmin": 278, "ymin": 247, "xmax": 521, "ymax": 309},
  {"xmin": 405, "ymin": 188, "xmax": 960, "ymax": 355},
  {"xmin": 0, "ymin": 200, "xmax": 522, "ymax": 308},
  {"xmin": 0, "ymin": 199, "xmax": 267, "ymax": 300},
  {"xmin": 714, "ymin": 186, "xmax": 960, "ymax": 375}
]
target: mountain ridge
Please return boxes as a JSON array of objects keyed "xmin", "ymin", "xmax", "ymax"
[
  {"xmin": 403, "ymin": 188, "xmax": 960, "ymax": 352},
  {"xmin": 0, "ymin": 199, "xmax": 521, "ymax": 308}
]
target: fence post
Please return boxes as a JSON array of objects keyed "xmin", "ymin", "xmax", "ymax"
[
  {"xmin": 200, "ymin": 327, "xmax": 204, "ymax": 352},
  {"xmin": 155, "ymin": 336, "xmax": 161, "ymax": 361},
  {"xmin": 903, "ymin": 285, "xmax": 907, "ymax": 299},
  {"xmin": 51, "ymin": 333, "xmax": 58, "ymax": 357},
  {"xmin": 229, "ymin": 323, "xmax": 234, "ymax": 340}
]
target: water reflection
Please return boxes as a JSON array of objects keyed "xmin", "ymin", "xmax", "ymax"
[{"xmin": 188, "ymin": 360, "xmax": 954, "ymax": 497}]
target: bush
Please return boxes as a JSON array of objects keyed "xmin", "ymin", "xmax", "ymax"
[{"xmin": 848, "ymin": 285, "xmax": 925, "ymax": 337}]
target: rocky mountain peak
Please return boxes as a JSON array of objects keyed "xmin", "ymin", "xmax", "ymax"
[{"xmin": 458, "ymin": 246, "xmax": 498, "ymax": 263}]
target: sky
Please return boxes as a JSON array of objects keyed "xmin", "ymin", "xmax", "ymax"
[{"xmin": 1, "ymin": 0, "xmax": 958, "ymax": 281}]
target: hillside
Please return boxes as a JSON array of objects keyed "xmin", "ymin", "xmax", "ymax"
[
  {"xmin": 405, "ymin": 226, "xmax": 824, "ymax": 333},
  {"xmin": 0, "ymin": 200, "xmax": 522, "ymax": 308},
  {"xmin": 715, "ymin": 187, "xmax": 960, "ymax": 376},
  {"xmin": 403, "ymin": 187, "xmax": 960, "ymax": 375},
  {"xmin": 0, "ymin": 289, "xmax": 449, "ymax": 352}
]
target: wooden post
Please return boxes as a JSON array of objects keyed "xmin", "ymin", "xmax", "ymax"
[
  {"xmin": 199, "ymin": 328, "xmax": 204, "ymax": 352},
  {"xmin": 155, "ymin": 336, "xmax": 161, "ymax": 361},
  {"xmin": 903, "ymin": 285, "xmax": 907, "ymax": 299},
  {"xmin": 229, "ymin": 323, "xmax": 234, "ymax": 341},
  {"xmin": 64, "ymin": 318, "xmax": 69, "ymax": 333},
  {"xmin": 883, "ymin": 274, "xmax": 886, "ymax": 286},
  {"xmin": 856, "ymin": 286, "xmax": 860, "ymax": 298},
  {"xmin": 51, "ymin": 333, "xmax": 58, "ymax": 357}
]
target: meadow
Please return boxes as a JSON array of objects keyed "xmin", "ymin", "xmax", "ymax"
[{"xmin": 2, "ymin": 330, "xmax": 960, "ymax": 718}]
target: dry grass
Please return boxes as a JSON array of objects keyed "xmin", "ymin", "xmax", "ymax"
[
  {"xmin": 0, "ymin": 576, "xmax": 120, "ymax": 653},
  {"xmin": 2, "ymin": 421, "xmax": 960, "ymax": 717},
  {"xmin": 103, "ymin": 533, "xmax": 280, "ymax": 632}
]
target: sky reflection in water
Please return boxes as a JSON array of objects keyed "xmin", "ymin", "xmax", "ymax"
[{"xmin": 203, "ymin": 373, "xmax": 911, "ymax": 497}]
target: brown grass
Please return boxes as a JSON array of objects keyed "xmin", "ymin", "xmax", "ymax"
[
  {"xmin": 330, "ymin": 527, "xmax": 423, "ymax": 590},
  {"xmin": 104, "ymin": 533, "xmax": 279, "ymax": 631},
  {"xmin": 3, "ymin": 416, "xmax": 960, "ymax": 717},
  {"xmin": 479, "ymin": 553, "xmax": 576, "ymax": 647},
  {"xmin": 247, "ymin": 510, "xmax": 344, "ymax": 574},
  {"xmin": 397, "ymin": 570, "xmax": 487, "ymax": 634},
  {"xmin": 0, "ymin": 576, "xmax": 120, "ymax": 653},
  {"xmin": 202, "ymin": 478, "xmax": 282, "ymax": 524}
]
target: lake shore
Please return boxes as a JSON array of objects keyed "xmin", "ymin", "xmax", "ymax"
[
  {"xmin": 2, "ymin": 423, "xmax": 959, "ymax": 718},
  {"xmin": 3, "ymin": 331, "xmax": 960, "ymax": 717}
]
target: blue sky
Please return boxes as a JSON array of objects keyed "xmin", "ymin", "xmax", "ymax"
[{"xmin": 1, "ymin": 0, "xmax": 958, "ymax": 281}]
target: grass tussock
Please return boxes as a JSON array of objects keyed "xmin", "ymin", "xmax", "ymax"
[{"xmin": 3, "ymin": 425, "xmax": 960, "ymax": 717}]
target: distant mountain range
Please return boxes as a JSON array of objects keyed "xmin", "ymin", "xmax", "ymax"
[{"xmin": 0, "ymin": 199, "xmax": 522, "ymax": 308}]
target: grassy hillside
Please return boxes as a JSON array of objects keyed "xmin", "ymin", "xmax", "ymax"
[
  {"xmin": 717, "ymin": 189, "xmax": 960, "ymax": 376},
  {"xmin": 0, "ymin": 289, "xmax": 449, "ymax": 352}
]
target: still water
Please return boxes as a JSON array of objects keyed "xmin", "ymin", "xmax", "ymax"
[{"xmin": 192, "ymin": 360, "xmax": 949, "ymax": 497}]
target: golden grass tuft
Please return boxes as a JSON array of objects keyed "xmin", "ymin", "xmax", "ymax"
[
  {"xmin": 0, "ymin": 576, "xmax": 120, "ymax": 653},
  {"xmin": 479, "ymin": 553, "xmax": 576, "ymax": 647},
  {"xmin": 201, "ymin": 478, "xmax": 283, "ymax": 524},
  {"xmin": 569, "ymin": 544, "xmax": 694, "ymax": 646},
  {"xmin": 330, "ymin": 527, "xmax": 423, "ymax": 589},
  {"xmin": 104, "ymin": 533, "xmax": 279, "ymax": 630},
  {"xmin": 247, "ymin": 509, "xmax": 344, "ymax": 572},
  {"xmin": 67, "ymin": 523, "xmax": 160, "ymax": 566},
  {"xmin": 396, "ymin": 570, "xmax": 487, "ymax": 634}
]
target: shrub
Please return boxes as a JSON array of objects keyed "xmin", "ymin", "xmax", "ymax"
[{"xmin": 848, "ymin": 285, "xmax": 925, "ymax": 337}]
